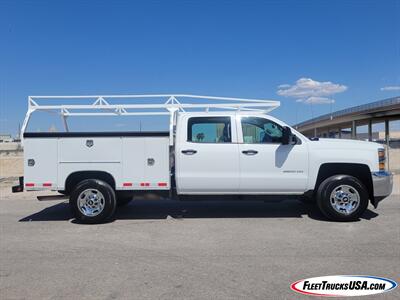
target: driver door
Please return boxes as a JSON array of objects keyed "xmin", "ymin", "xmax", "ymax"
[{"xmin": 238, "ymin": 116, "xmax": 308, "ymax": 194}]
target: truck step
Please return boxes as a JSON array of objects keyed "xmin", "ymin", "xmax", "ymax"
[{"xmin": 37, "ymin": 195, "xmax": 68, "ymax": 201}]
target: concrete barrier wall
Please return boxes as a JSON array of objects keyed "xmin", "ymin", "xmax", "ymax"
[
  {"xmin": 388, "ymin": 147, "xmax": 400, "ymax": 173},
  {"xmin": 0, "ymin": 142, "xmax": 21, "ymax": 152}
]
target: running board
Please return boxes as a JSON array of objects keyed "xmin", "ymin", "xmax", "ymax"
[{"xmin": 37, "ymin": 195, "xmax": 68, "ymax": 201}]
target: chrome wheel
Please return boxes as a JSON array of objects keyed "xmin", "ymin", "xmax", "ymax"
[
  {"xmin": 330, "ymin": 185, "xmax": 360, "ymax": 215},
  {"xmin": 77, "ymin": 189, "xmax": 105, "ymax": 217}
]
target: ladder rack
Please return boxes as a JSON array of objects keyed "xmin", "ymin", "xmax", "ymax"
[{"xmin": 21, "ymin": 94, "xmax": 280, "ymax": 143}]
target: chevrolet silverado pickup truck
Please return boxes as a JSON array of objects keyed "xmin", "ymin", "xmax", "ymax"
[{"xmin": 12, "ymin": 94, "xmax": 393, "ymax": 223}]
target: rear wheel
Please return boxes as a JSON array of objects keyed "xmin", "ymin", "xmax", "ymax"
[
  {"xmin": 70, "ymin": 179, "xmax": 116, "ymax": 224},
  {"xmin": 316, "ymin": 175, "xmax": 369, "ymax": 221}
]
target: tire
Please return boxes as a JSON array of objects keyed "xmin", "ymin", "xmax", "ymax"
[
  {"xmin": 70, "ymin": 179, "xmax": 117, "ymax": 224},
  {"xmin": 316, "ymin": 175, "xmax": 369, "ymax": 221},
  {"xmin": 116, "ymin": 192, "xmax": 133, "ymax": 207}
]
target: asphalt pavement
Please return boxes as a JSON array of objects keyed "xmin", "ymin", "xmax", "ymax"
[{"xmin": 0, "ymin": 181, "xmax": 399, "ymax": 300}]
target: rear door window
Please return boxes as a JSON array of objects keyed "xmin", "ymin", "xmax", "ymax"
[{"xmin": 187, "ymin": 117, "xmax": 232, "ymax": 143}]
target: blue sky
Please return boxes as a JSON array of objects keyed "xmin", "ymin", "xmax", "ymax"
[{"xmin": 1, "ymin": 0, "xmax": 399, "ymax": 135}]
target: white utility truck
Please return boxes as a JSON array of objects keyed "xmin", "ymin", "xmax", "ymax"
[{"xmin": 13, "ymin": 95, "xmax": 393, "ymax": 223}]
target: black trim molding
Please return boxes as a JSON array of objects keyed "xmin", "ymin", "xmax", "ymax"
[{"xmin": 24, "ymin": 131, "xmax": 169, "ymax": 138}]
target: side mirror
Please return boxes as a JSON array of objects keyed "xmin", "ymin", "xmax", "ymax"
[{"xmin": 282, "ymin": 126, "xmax": 296, "ymax": 145}]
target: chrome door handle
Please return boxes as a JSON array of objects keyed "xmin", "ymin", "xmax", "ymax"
[
  {"xmin": 242, "ymin": 150, "xmax": 258, "ymax": 155},
  {"xmin": 181, "ymin": 149, "xmax": 197, "ymax": 155}
]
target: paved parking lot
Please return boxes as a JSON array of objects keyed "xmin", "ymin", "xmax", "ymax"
[{"xmin": 0, "ymin": 179, "xmax": 399, "ymax": 300}]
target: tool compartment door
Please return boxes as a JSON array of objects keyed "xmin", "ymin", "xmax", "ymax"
[
  {"xmin": 122, "ymin": 137, "xmax": 170, "ymax": 189},
  {"xmin": 57, "ymin": 137, "xmax": 122, "ymax": 189},
  {"xmin": 24, "ymin": 138, "xmax": 58, "ymax": 189}
]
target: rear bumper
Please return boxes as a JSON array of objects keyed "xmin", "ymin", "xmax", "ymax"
[
  {"xmin": 371, "ymin": 171, "xmax": 393, "ymax": 207},
  {"xmin": 12, "ymin": 176, "xmax": 24, "ymax": 193}
]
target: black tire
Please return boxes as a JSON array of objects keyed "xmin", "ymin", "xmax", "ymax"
[
  {"xmin": 116, "ymin": 192, "xmax": 133, "ymax": 207},
  {"xmin": 70, "ymin": 179, "xmax": 117, "ymax": 224},
  {"xmin": 316, "ymin": 175, "xmax": 369, "ymax": 221}
]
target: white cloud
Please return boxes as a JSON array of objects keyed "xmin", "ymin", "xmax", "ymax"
[
  {"xmin": 277, "ymin": 77, "xmax": 347, "ymax": 104},
  {"xmin": 301, "ymin": 97, "xmax": 335, "ymax": 104},
  {"xmin": 380, "ymin": 86, "xmax": 400, "ymax": 91}
]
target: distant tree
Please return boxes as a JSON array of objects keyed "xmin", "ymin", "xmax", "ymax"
[
  {"xmin": 196, "ymin": 132, "xmax": 205, "ymax": 142},
  {"xmin": 48, "ymin": 124, "xmax": 57, "ymax": 132}
]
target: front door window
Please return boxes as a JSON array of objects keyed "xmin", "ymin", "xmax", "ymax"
[{"xmin": 241, "ymin": 117, "xmax": 283, "ymax": 144}]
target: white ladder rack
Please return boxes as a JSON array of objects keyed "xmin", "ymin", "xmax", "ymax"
[{"xmin": 21, "ymin": 94, "xmax": 280, "ymax": 143}]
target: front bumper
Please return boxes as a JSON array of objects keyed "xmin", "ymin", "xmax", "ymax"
[{"xmin": 371, "ymin": 171, "xmax": 393, "ymax": 207}]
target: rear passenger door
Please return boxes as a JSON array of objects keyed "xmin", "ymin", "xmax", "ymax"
[{"xmin": 176, "ymin": 116, "xmax": 240, "ymax": 194}]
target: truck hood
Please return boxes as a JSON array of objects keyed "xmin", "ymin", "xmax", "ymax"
[{"xmin": 308, "ymin": 138, "xmax": 382, "ymax": 151}]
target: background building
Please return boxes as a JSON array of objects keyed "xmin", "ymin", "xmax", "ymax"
[
  {"xmin": 0, "ymin": 134, "xmax": 13, "ymax": 143},
  {"xmin": 294, "ymin": 96, "xmax": 400, "ymax": 172}
]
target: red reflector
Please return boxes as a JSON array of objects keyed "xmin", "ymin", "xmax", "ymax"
[
  {"xmin": 25, "ymin": 183, "xmax": 35, "ymax": 187},
  {"xmin": 123, "ymin": 182, "xmax": 132, "ymax": 187},
  {"xmin": 42, "ymin": 183, "xmax": 52, "ymax": 187},
  {"xmin": 140, "ymin": 182, "xmax": 150, "ymax": 187},
  {"xmin": 158, "ymin": 182, "xmax": 167, "ymax": 187}
]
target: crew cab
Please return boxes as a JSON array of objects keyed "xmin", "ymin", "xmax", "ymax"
[{"xmin": 12, "ymin": 94, "xmax": 393, "ymax": 223}]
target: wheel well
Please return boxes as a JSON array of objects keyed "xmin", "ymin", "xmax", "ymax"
[
  {"xmin": 315, "ymin": 163, "xmax": 373, "ymax": 200},
  {"xmin": 64, "ymin": 171, "xmax": 116, "ymax": 194}
]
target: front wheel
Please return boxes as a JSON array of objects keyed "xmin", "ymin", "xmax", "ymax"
[
  {"xmin": 70, "ymin": 179, "xmax": 117, "ymax": 224},
  {"xmin": 316, "ymin": 175, "xmax": 369, "ymax": 221}
]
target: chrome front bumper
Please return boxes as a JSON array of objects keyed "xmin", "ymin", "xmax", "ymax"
[{"xmin": 371, "ymin": 171, "xmax": 393, "ymax": 206}]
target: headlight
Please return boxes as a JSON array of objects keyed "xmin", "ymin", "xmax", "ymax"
[{"xmin": 378, "ymin": 148, "xmax": 386, "ymax": 171}]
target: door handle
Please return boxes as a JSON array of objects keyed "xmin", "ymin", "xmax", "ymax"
[
  {"xmin": 242, "ymin": 150, "xmax": 258, "ymax": 155},
  {"xmin": 181, "ymin": 149, "xmax": 197, "ymax": 155}
]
